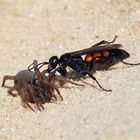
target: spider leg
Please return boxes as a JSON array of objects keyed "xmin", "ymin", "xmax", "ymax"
[
  {"xmin": 20, "ymin": 89, "xmax": 35, "ymax": 112},
  {"xmin": 32, "ymin": 86, "xmax": 45, "ymax": 109},
  {"xmin": 7, "ymin": 86, "xmax": 17, "ymax": 97},
  {"xmin": 42, "ymin": 80, "xmax": 63, "ymax": 101},
  {"xmin": 2, "ymin": 75, "xmax": 15, "ymax": 87},
  {"xmin": 47, "ymin": 82, "xmax": 63, "ymax": 101},
  {"xmin": 28, "ymin": 85, "xmax": 44, "ymax": 111},
  {"xmin": 54, "ymin": 86, "xmax": 63, "ymax": 101}
]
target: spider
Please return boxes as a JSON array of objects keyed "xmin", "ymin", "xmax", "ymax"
[{"xmin": 2, "ymin": 60, "xmax": 83, "ymax": 111}]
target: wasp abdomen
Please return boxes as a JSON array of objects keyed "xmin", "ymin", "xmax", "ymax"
[{"xmin": 85, "ymin": 49, "xmax": 130, "ymax": 63}]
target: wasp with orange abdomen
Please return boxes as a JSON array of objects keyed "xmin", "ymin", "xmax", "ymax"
[{"xmin": 28, "ymin": 36, "xmax": 140, "ymax": 92}]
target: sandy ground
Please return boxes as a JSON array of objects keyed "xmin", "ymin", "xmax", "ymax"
[{"xmin": 0, "ymin": 0, "xmax": 140, "ymax": 140}]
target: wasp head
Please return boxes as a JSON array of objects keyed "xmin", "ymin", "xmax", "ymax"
[{"xmin": 47, "ymin": 56, "xmax": 59, "ymax": 73}]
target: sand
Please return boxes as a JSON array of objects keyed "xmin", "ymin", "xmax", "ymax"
[{"xmin": 0, "ymin": 0, "xmax": 140, "ymax": 140}]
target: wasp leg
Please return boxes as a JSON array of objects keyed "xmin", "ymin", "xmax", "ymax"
[
  {"xmin": 94, "ymin": 35, "xmax": 118, "ymax": 46},
  {"xmin": 87, "ymin": 72, "xmax": 112, "ymax": 92},
  {"xmin": 52, "ymin": 75, "xmax": 84, "ymax": 87},
  {"xmin": 121, "ymin": 60, "xmax": 140, "ymax": 66}
]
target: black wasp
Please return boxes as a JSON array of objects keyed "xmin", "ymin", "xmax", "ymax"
[{"xmin": 28, "ymin": 36, "xmax": 140, "ymax": 92}]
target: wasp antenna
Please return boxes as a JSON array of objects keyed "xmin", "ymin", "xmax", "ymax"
[
  {"xmin": 38, "ymin": 62, "xmax": 49, "ymax": 69},
  {"xmin": 110, "ymin": 35, "xmax": 118, "ymax": 44},
  {"xmin": 87, "ymin": 72, "xmax": 112, "ymax": 92},
  {"xmin": 93, "ymin": 35, "xmax": 118, "ymax": 47},
  {"xmin": 28, "ymin": 62, "xmax": 34, "ymax": 70},
  {"xmin": 28, "ymin": 61, "xmax": 49, "ymax": 71},
  {"xmin": 121, "ymin": 60, "xmax": 140, "ymax": 66}
]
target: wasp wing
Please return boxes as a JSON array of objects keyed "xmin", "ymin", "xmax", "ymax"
[{"xmin": 70, "ymin": 44, "xmax": 122, "ymax": 57}]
